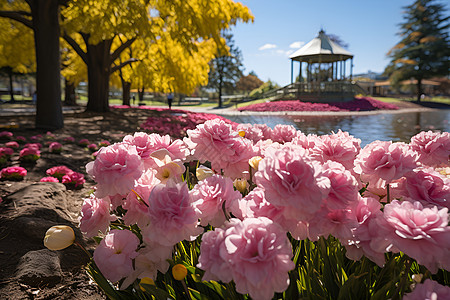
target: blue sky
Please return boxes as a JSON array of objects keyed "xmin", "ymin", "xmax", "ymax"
[{"xmin": 230, "ymin": 0, "xmax": 435, "ymax": 86}]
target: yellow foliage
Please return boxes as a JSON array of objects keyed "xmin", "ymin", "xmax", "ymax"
[
  {"xmin": 419, "ymin": 36, "xmax": 438, "ymax": 43},
  {"xmin": 394, "ymin": 58, "xmax": 417, "ymax": 65},
  {"xmin": 61, "ymin": 34, "xmax": 87, "ymax": 85}
]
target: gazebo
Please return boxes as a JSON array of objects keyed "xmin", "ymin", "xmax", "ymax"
[{"xmin": 287, "ymin": 30, "xmax": 357, "ymax": 102}]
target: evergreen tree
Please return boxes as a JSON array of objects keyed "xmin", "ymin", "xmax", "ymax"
[
  {"xmin": 386, "ymin": 0, "xmax": 449, "ymax": 101},
  {"xmin": 207, "ymin": 32, "xmax": 244, "ymax": 108}
]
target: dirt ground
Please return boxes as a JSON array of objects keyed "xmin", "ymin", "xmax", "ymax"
[
  {"xmin": 0, "ymin": 101, "xmax": 441, "ymax": 299},
  {"xmin": 0, "ymin": 108, "xmax": 166, "ymax": 300}
]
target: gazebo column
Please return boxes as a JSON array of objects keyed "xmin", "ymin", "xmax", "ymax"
[
  {"xmin": 350, "ymin": 58, "xmax": 353, "ymax": 80},
  {"xmin": 290, "ymin": 59, "xmax": 294, "ymax": 84},
  {"xmin": 343, "ymin": 59, "xmax": 346, "ymax": 80}
]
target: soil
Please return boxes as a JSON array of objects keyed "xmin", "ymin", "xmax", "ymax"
[
  {"xmin": 0, "ymin": 101, "xmax": 439, "ymax": 299},
  {"xmin": 0, "ymin": 108, "xmax": 165, "ymax": 300}
]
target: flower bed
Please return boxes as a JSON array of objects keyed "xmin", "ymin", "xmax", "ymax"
[
  {"xmin": 45, "ymin": 119, "xmax": 449, "ymax": 299},
  {"xmin": 238, "ymin": 97, "xmax": 399, "ymax": 112}
]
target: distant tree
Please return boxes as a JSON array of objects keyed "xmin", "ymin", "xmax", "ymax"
[
  {"xmin": 236, "ymin": 72, "xmax": 264, "ymax": 93},
  {"xmin": 386, "ymin": 0, "xmax": 449, "ymax": 101},
  {"xmin": 207, "ymin": 32, "xmax": 244, "ymax": 107},
  {"xmin": 328, "ymin": 33, "xmax": 349, "ymax": 49}
]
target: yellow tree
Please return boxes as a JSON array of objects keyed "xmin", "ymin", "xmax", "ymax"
[
  {"xmin": 61, "ymin": 0, "xmax": 253, "ymax": 112},
  {"xmin": 61, "ymin": 36, "xmax": 87, "ymax": 105},
  {"xmin": 0, "ymin": 0, "xmax": 64, "ymax": 129},
  {"xmin": 0, "ymin": 16, "xmax": 35, "ymax": 101}
]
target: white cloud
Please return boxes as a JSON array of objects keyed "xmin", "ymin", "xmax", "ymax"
[
  {"xmin": 289, "ymin": 41, "xmax": 305, "ymax": 49},
  {"xmin": 258, "ymin": 43, "xmax": 277, "ymax": 51},
  {"xmin": 285, "ymin": 49, "xmax": 295, "ymax": 56}
]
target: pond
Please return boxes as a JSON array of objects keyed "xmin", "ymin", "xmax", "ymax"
[{"xmin": 219, "ymin": 110, "xmax": 450, "ymax": 147}]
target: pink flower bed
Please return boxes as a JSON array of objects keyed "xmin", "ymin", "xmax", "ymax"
[
  {"xmin": 111, "ymin": 105, "xmax": 236, "ymax": 139},
  {"xmin": 238, "ymin": 97, "xmax": 398, "ymax": 112},
  {"xmin": 1, "ymin": 166, "xmax": 27, "ymax": 180}
]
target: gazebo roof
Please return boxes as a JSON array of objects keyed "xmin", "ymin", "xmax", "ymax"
[{"xmin": 290, "ymin": 30, "xmax": 353, "ymax": 63}]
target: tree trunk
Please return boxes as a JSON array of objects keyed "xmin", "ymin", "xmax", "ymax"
[
  {"xmin": 122, "ymin": 81, "xmax": 131, "ymax": 106},
  {"xmin": 31, "ymin": 0, "xmax": 64, "ymax": 129},
  {"xmin": 416, "ymin": 78, "xmax": 422, "ymax": 102},
  {"xmin": 64, "ymin": 78, "xmax": 77, "ymax": 106},
  {"xmin": 218, "ymin": 75, "xmax": 223, "ymax": 108},
  {"xmin": 7, "ymin": 67, "xmax": 15, "ymax": 102},
  {"xmin": 85, "ymin": 39, "xmax": 112, "ymax": 112}
]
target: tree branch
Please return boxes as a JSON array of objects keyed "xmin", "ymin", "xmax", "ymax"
[
  {"xmin": 0, "ymin": 10, "xmax": 33, "ymax": 28},
  {"xmin": 63, "ymin": 33, "xmax": 88, "ymax": 64},
  {"xmin": 110, "ymin": 37, "xmax": 136, "ymax": 62},
  {"xmin": 111, "ymin": 58, "xmax": 139, "ymax": 74}
]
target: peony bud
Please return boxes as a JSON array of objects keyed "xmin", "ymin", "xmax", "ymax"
[
  {"xmin": 234, "ymin": 178, "xmax": 248, "ymax": 194},
  {"xmin": 196, "ymin": 165, "xmax": 214, "ymax": 181},
  {"xmin": 139, "ymin": 277, "xmax": 155, "ymax": 291},
  {"xmin": 44, "ymin": 225, "xmax": 75, "ymax": 250},
  {"xmin": 172, "ymin": 264, "xmax": 187, "ymax": 281},
  {"xmin": 249, "ymin": 156, "xmax": 263, "ymax": 171}
]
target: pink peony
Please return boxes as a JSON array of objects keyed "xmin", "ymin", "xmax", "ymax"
[
  {"xmin": 87, "ymin": 143, "xmax": 98, "ymax": 152},
  {"xmin": 0, "ymin": 131, "xmax": 13, "ymax": 139},
  {"xmin": 63, "ymin": 136, "xmax": 75, "ymax": 143},
  {"xmin": 190, "ymin": 174, "xmax": 243, "ymax": 227},
  {"xmin": 254, "ymin": 144, "xmax": 330, "ymax": 221},
  {"xmin": 79, "ymin": 194, "xmax": 116, "ymax": 237},
  {"xmin": 49, "ymin": 142, "xmax": 63, "ymax": 153},
  {"xmin": 381, "ymin": 200, "xmax": 450, "ymax": 273},
  {"xmin": 98, "ymin": 140, "xmax": 111, "ymax": 147},
  {"xmin": 235, "ymin": 123, "xmax": 265, "ymax": 142},
  {"xmin": 393, "ymin": 168, "xmax": 450, "ymax": 209},
  {"xmin": 403, "ymin": 279, "xmax": 450, "ymax": 300},
  {"xmin": 5, "ymin": 141, "xmax": 19, "ymax": 149},
  {"xmin": 354, "ymin": 141, "xmax": 418, "ymax": 189},
  {"xmin": 78, "ymin": 139, "xmax": 89, "ymax": 147},
  {"xmin": 410, "ymin": 130, "xmax": 450, "ymax": 167},
  {"xmin": 345, "ymin": 196, "xmax": 389, "ymax": 267},
  {"xmin": 198, "ymin": 217, "xmax": 295, "ymax": 300},
  {"xmin": 24, "ymin": 142, "xmax": 42, "ymax": 150},
  {"xmin": 221, "ymin": 137, "xmax": 258, "ymax": 179},
  {"xmin": 46, "ymin": 166, "xmax": 74, "ymax": 181},
  {"xmin": 62, "ymin": 171, "xmax": 85, "ymax": 188},
  {"xmin": 141, "ymin": 181, "xmax": 201, "ymax": 247},
  {"xmin": 16, "ymin": 136, "xmax": 26, "ymax": 143},
  {"xmin": 122, "ymin": 132, "xmax": 188, "ymax": 169},
  {"xmin": 309, "ymin": 130, "xmax": 361, "ymax": 170},
  {"xmin": 19, "ymin": 147, "xmax": 41, "ymax": 162},
  {"xmin": 85, "ymin": 142, "xmax": 142, "ymax": 198},
  {"xmin": 122, "ymin": 170, "xmax": 159, "ymax": 227},
  {"xmin": 40, "ymin": 176, "xmax": 59, "ymax": 183},
  {"xmin": 93, "ymin": 229, "xmax": 139, "ymax": 282},
  {"xmin": 1, "ymin": 166, "xmax": 27, "ymax": 180},
  {"xmin": 270, "ymin": 124, "xmax": 298, "ymax": 143}
]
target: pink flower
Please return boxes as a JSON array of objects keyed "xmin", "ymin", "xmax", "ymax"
[
  {"xmin": 122, "ymin": 132, "xmax": 188, "ymax": 169},
  {"xmin": 271, "ymin": 124, "xmax": 298, "ymax": 143},
  {"xmin": 191, "ymin": 174, "xmax": 243, "ymax": 227},
  {"xmin": 78, "ymin": 139, "xmax": 89, "ymax": 146},
  {"xmin": 198, "ymin": 218, "xmax": 294, "ymax": 300},
  {"xmin": 87, "ymin": 143, "xmax": 98, "ymax": 152},
  {"xmin": 0, "ymin": 147, "xmax": 14, "ymax": 160},
  {"xmin": 235, "ymin": 123, "xmax": 264, "ymax": 142},
  {"xmin": 98, "ymin": 140, "xmax": 111, "ymax": 147},
  {"xmin": 321, "ymin": 161, "xmax": 359, "ymax": 210},
  {"xmin": 185, "ymin": 119, "xmax": 238, "ymax": 168},
  {"xmin": 122, "ymin": 170, "xmax": 159, "ymax": 227},
  {"xmin": 393, "ymin": 168, "xmax": 450, "ymax": 209},
  {"xmin": 79, "ymin": 194, "xmax": 116, "ymax": 237},
  {"xmin": 49, "ymin": 142, "xmax": 62, "ymax": 153},
  {"xmin": 16, "ymin": 136, "xmax": 26, "ymax": 143},
  {"xmin": 1, "ymin": 166, "xmax": 27, "ymax": 180},
  {"xmin": 382, "ymin": 200, "xmax": 450, "ymax": 273},
  {"xmin": 93, "ymin": 229, "xmax": 139, "ymax": 282},
  {"xmin": 354, "ymin": 141, "xmax": 418, "ymax": 189},
  {"xmin": 410, "ymin": 130, "xmax": 450, "ymax": 167},
  {"xmin": 19, "ymin": 147, "xmax": 41, "ymax": 162},
  {"xmin": 24, "ymin": 143, "xmax": 42, "ymax": 150},
  {"xmin": 85, "ymin": 143, "xmax": 142, "ymax": 198},
  {"xmin": 63, "ymin": 136, "xmax": 75, "ymax": 143},
  {"xmin": 0, "ymin": 131, "xmax": 13, "ymax": 139},
  {"xmin": 40, "ymin": 176, "xmax": 59, "ymax": 183},
  {"xmin": 62, "ymin": 172, "xmax": 85, "ymax": 188},
  {"xmin": 345, "ymin": 196, "xmax": 389, "ymax": 267},
  {"xmin": 141, "ymin": 182, "xmax": 201, "ymax": 246},
  {"xmin": 310, "ymin": 130, "xmax": 361, "ymax": 170},
  {"xmin": 46, "ymin": 166, "xmax": 74, "ymax": 181},
  {"xmin": 255, "ymin": 144, "xmax": 330, "ymax": 221},
  {"xmin": 5, "ymin": 141, "xmax": 19, "ymax": 149},
  {"xmin": 403, "ymin": 279, "xmax": 450, "ymax": 300},
  {"xmin": 222, "ymin": 137, "xmax": 258, "ymax": 179}
]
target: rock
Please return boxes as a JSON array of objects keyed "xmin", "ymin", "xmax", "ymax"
[
  {"xmin": 16, "ymin": 249, "xmax": 62, "ymax": 287},
  {"xmin": 12, "ymin": 217, "xmax": 58, "ymax": 243}
]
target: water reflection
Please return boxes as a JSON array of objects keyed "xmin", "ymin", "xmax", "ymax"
[{"xmin": 220, "ymin": 111, "xmax": 450, "ymax": 146}]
